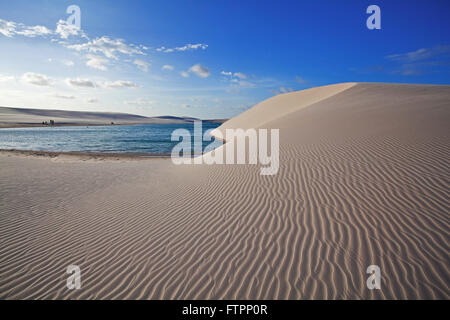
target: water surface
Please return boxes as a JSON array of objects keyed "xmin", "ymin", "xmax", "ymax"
[{"xmin": 0, "ymin": 123, "xmax": 222, "ymax": 154}]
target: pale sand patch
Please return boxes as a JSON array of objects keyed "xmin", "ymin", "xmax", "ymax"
[{"xmin": 0, "ymin": 83, "xmax": 448, "ymax": 299}]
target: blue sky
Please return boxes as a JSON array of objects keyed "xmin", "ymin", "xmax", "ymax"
[{"xmin": 0, "ymin": 0, "xmax": 449, "ymax": 118}]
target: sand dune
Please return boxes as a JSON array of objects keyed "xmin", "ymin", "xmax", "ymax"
[
  {"xmin": 0, "ymin": 106, "xmax": 218, "ymax": 127},
  {"xmin": 212, "ymin": 82, "xmax": 356, "ymax": 134},
  {"xmin": 0, "ymin": 83, "xmax": 449, "ymax": 299}
]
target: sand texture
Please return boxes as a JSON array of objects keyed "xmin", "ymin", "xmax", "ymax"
[{"xmin": 0, "ymin": 83, "xmax": 449, "ymax": 299}]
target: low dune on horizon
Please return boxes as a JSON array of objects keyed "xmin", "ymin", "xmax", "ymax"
[
  {"xmin": 0, "ymin": 106, "xmax": 224, "ymax": 128},
  {"xmin": 0, "ymin": 82, "xmax": 449, "ymax": 299}
]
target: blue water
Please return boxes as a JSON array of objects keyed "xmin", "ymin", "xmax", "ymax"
[{"xmin": 0, "ymin": 123, "xmax": 223, "ymax": 154}]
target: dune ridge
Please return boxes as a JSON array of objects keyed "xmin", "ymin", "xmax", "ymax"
[
  {"xmin": 0, "ymin": 106, "xmax": 224, "ymax": 128},
  {"xmin": 212, "ymin": 82, "xmax": 356, "ymax": 137},
  {"xmin": 0, "ymin": 83, "xmax": 449, "ymax": 299}
]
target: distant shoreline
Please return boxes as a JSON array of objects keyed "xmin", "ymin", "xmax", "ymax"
[
  {"xmin": 0, "ymin": 122, "xmax": 142, "ymax": 129},
  {"xmin": 0, "ymin": 149, "xmax": 207, "ymax": 160},
  {"xmin": 0, "ymin": 119, "xmax": 226, "ymax": 129}
]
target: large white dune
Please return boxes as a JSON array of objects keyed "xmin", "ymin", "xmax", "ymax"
[{"xmin": 213, "ymin": 82, "xmax": 356, "ymax": 133}]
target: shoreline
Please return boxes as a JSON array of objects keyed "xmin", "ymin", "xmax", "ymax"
[
  {"xmin": 0, "ymin": 149, "xmax": 206, "ymax": 160},
  {"xmin": 0, "ymin": 122, "xmax": 143, "ymax": 129},
  {"xmin": 0, "ymin": 120, "xmax": 226, "ymax": 129}
]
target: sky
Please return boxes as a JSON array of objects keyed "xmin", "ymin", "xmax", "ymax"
[{"xmin": 0, "ymin": 0, "xmax": 449, "ymax": 119}]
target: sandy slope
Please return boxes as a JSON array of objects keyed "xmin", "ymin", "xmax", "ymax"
[{"xmin": 0, "ymin": 83, "xmax": 449, "ymax": 299}]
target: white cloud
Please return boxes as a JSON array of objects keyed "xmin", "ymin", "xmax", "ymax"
[
  {"xmin": 87, "ymin": 98, "xmax": 98, "ymax": 103},
  {"xmin": 233, "ymin": 72, "xmax": 247, "ymax": 79},
  {"xmin": 386, "ymin": 45, "xmax": 450, "ymax": 62},
  {"xmin": 0, "ymin": 19, "xmax": 52, "ymax": 38},
  {"xmin": 16, "ymin": 25, "xmax": 52, "ymax": 37},
  {"xmin": 175, "ymin": 43, "xmax": 208, "ymax": 51},
  {"xmin": 85, "ymin": 54, "xmax": 108, "ymax": 71},
  {"xmin": 53, "ymin": 93, "xmax": 75, "ymax": 99},
  {"xmin": 0, "ymin": 74, "xmax": 15, "ymax": 82},
  {"xmin": 0, "ymin": 19, "xmax": 16, "ymax": 37},
  {"xmin": 180, "ymin": 71, "xmax": 190, "ymax": 78},
  {"xmin": 124, "ymin": 98, "xmax": 154, "ymax": 106},
  {"xmin": 221, "ymin": 71, "xmax": 247, "ymax": 79},
  {"xmin": 22, "ymin": 72, "xmax": 52, "ymax": 86},
  {"xmin": 66, "ymin": 78, "xmax": 96, "ymax": 88},
  {"xmin": 156, "ymin": 43, "xmax": 208, "ymax": 53},
  {"xmin": 65, "ymin": 78, "xmax": 139, "ymax": 89},
  {"xmin": 134, "ymin": 59, "xmax": 150, "ymax": 72},
  {"xmin": 103, "ymin": 80, "xmax": 139, "ymax": 88},
  {"xmin": 158, "ymin": 47, "xmax": 174, "ymax": 53},
  {"xmin": 270, "ymin": 87, "xmax": 295, "ymax": 95},
  {"xmin": 231, "ymin": 80, "xmax": 256, "ymax": 88},
  {"xmin": 189, "ymin": 64, "xmax": 210, "ymax": 78},
  {"xmin": 162, "ymin": 64, "xmax": 174, "ymax": 71},
  {"xmin": 1, "ymin": 19, "xmax": 157, "ymax": 80},
  {"xmin": 385, "ymin": 45, "xmax": 450, "ymax": 76},
  {"xmin": 55, "ymin": 19, "xmax": 85, "ymax": 39},
  {"xmin": 222, "ymin": 71, "xmax": 249, "ymax": 84},
  {"xmin": 66, "ymin": 36, "xmax": 145, "ymax": 59}
]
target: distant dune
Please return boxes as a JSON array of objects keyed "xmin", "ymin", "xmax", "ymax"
[
  {"xmin": 0, "ymin": 106, "xmax": 224, "ymax": 127},
  {"xmin": 0, "ymin": 83, "xmax": 448, "ymax": 299}
]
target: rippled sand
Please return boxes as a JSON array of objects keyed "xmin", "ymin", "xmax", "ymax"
[{"xmin": 1, "ymin": 83, "xmax": 449, "ymax": 299}]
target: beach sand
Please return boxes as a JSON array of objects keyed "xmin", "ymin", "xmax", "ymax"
[{"xmin": 0, "ymin": 83, "xmax": 449, "ymax": 299}]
